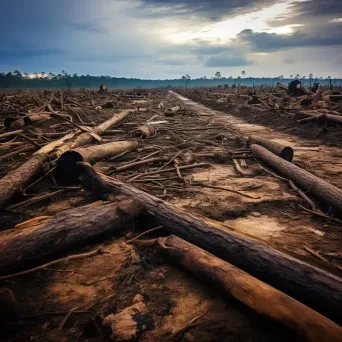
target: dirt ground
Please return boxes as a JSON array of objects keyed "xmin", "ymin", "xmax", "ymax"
[{"xmin": 0, "ymin": 88, "xmax": 341, "ymax": 341}]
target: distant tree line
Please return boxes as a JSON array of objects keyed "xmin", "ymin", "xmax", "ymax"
[{"xmin": 0, "ymin": 70, "xmax": 339, "ymax": 89}]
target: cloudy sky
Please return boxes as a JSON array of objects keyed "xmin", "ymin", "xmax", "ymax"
[{"xmin": 1, "ymin": 0, "xmax": 341, "ymax": 79}]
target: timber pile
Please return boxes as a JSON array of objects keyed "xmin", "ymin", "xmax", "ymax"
[{"xmin": 0, "ymin": 88, "xmax": 341, "ymax": 341}]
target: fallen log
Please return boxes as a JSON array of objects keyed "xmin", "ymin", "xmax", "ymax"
[
  {"xmin": 134, "ymin": 235, "xmax": 342, "ymax": 342},
  {"xmin": 248, "ymin": 135, "xmax": 293, "ymax": 161},
  {"xmin": 0, "ymin": 110, "xmax": 131, "ymax": 209},
  {"xmin": 78, "ymin": 163, "xmax": 342, "ymax": 322},
  {"xmin": 0, "ymin": 145, "xmax": 36, "ymax": 162},
  {"xmin": 164, "ymin": 106, "xmax": 182, "ymax": 117},
  {"xmin": 0, "ymin": 130, "xmax": 23, "ymax": 140},
  {"xmin": 57, "ymin": 140, "xmax": 138, "ymax": 181},
  {"xmin": 297, "ymin": 113, "xmax": 342, "ymax": 126},
  {"xmin": 24, "ymin": 113, "xmax": 51, "ymax": 125},
  {"xmin": 250, "ymin": 144, "xmax": 342, "ymax": 214},
  {"xmin": 52, "ymin": 109, "xmax": 132, "ymax": 159},
  {"xmin": 0, "ymin": 198, "xmax": 142, "ymax": 273},
  {"xmin": 3, "ymin": 117, "xmax": 25, "ymax": 129},
  {"xmin": 132, "ymin": 125, "xmax": 156, "ymax": 138}
]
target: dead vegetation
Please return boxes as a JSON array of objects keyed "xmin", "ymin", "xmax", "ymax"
[{"xmin": 0, "ymin": 85, "xmax": 341, "ymax": 341}]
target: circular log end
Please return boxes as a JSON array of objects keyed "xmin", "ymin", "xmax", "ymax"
[
  {"xmin": 4, "ymin": 118, "xmax": 24, "ymax": 129},
  {"xmin": 56, "ymin": 151, "xmax": 84, "ymax": 183},
  {"xmin": 23, "ymin": 116, "xmax": 32, "ymax": 125},
  {"xmin": 280, "ymin": 147, "xmax": 294, "ymax": 162}
]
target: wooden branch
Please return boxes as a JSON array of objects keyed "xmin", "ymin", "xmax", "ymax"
[
  {"xmin": 78, "ymin": 163, "xmax": 342, "ymax": 321},
  {"xmin": 251, "ymin": 144, "xmax": 342, "ymax": 215},
  {"xmin": 134, "ymin": 235, "xmax": 342, "ymax": 342},
  {"xmin": 0, "ymin": 249, "xmax": 103, "ymax": 280},
  {"xmin": 0, "ymin": 198, "xmax": 142, "ymax": 273},
  {"xmin": 0, "ymin": 110, "xmax": 131, "ymax": 209}
]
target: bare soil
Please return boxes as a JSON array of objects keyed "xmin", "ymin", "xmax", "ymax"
[{"xmin": 0, "ymin": 88, "xmax": 341, "ymax": 341}]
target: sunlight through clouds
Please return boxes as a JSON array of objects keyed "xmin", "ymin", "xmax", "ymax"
[{"xmin": 162, "ymin": 2, "xmax": 299, "ymax": 44}]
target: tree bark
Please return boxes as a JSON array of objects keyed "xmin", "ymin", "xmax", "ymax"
[
  {"xmin": 57, "ymin": 140, "xmax": 138, "ymax": 181},
  {"xmin": 78, "ymin": 163, "xmax": 342, "ymax": 322},
  {"xmin": 297, "ymin": 113, "xmax": 342, "ymax": 126},
  {"xmin": 136, "ymin": 235, "xmax": 342, "ymax": 342},
  {"xmin": 24, "ymin": 114, "xmax": 51, "ymax": 125},
  {"xmin": 52, "ymin": 109, "xmax": 132, "ymax": 158},
  {"xmin": 250, "ymin": 144, "xmax": 342, "ymax": 214},
  {"xmin": 249, "ymin": 135, "xmax": 294, "ymax": 161},
  {"xmin": 0, "ymin": 197, "xmax": 142, "ymax": 273},
  {"xmin": 0, "ymin": 110, "xmax": 131, "ymax": 209}
]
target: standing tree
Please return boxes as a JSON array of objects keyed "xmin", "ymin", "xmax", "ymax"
[
  {"xmin": 13, "ymin": 70, "xmax": 22, "ymax": 78},
  {"xmin": 241, "ymin": 70, "xmax": 246, "ymax": 78},
  {"xmin": 215, "ymin": 71, "xmax": 222, "ymax": 79},
  {"xmin": 290, "ymin": 75, "xmax": 293, "ymax": 79},
  {"xmin": 309, "ymin": 73, "xmax": 313, "ymax": 79},
  {"xmin": 295, "ymin": 74, "xmax": 300, "ymax": 79},
  {"xmin": 181, "ymin": 74, "xmax": 191, "ymax": 88}
]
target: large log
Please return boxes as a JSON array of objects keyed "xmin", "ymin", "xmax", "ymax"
[
  {"xmin": 57, "ymin": 140, "xmax": 138, "ymax": 181},
  {"xmin": 52, "ymin": 109, "xmax": 132, "ymax": 159},
  {"xmin": 248, "ymin": 135, "xmax": 293, "ymax": 161},
  {"xmin": 250, "ymin": 144, "xmax": 342, "ymax": 213},
  {"xmin": 78, "ymin": 163, "xmax": 342, "ymax": 322},
  {"xmin": 0, "ymin": 110, "xmax": 131, "ymax": 209},
  {"xmin": 297, "ymin": 113, "xmax": 342, "ymax": 126},
  {"xmin": 135, "ymin": 235, "xmax": 342, "ymax": 342},
  {"xmin": 0, "ymin": 197, "xmax": 142, "ymax": 273}
]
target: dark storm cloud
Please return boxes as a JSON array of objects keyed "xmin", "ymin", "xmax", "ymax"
[
  {"xmin": 268, "ymin": 0, "xmax": 342, "ymax": 27},
  {"xmin": 205, "ymin": 54, "xmax": 250, "ymax": 67},
  {"xmin": 137, "ymin": 0, "xmax": 276, "ymax": 20},
  {"xmin": 237, "ymin": 28, "xmax": 342, "ymax": 51}
]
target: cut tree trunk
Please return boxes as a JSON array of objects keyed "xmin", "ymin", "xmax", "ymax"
[
  {"xmin": 248, "ymin": 135, "xmax": 293, "ymax": 161},
  {"xmin": 24, "ymin": 114, "xmax": 51, "ymax": 125},
  {"xmin": 52, "ymin": 109, "xmax": 132, "ymax": 159},
  {"xmin": 250, "ymin": 144, "xmax": 342, "ymax": 214},
  {"xmin": 57, "ymin": 140, "xmax": 138, "ymax": 181},
  {"xmin": 0, "ymin": 110, "xmax": 131, "ymax": 209},
  {"xmin": 3, "ymin": 118, "xmax": 25, "ymax": 129},
  {"xmin": 78, "ymin": 163, "xmax": 342, "ymax": 322},
  {"xmin": 134, "ymin": 235, "xmax": 342, "ymax": 342},
  {"xmin": 0, "ymin": 197, "xmax": 142, "ymax": 273},
  {"xmin": 297, "ymin": 113, "xmax": 342, "ymax": 126}
]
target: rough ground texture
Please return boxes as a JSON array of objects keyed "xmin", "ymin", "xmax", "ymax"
[{"xmin": 0, "ymin": 87, "xmax": 341, "ymax": 341}]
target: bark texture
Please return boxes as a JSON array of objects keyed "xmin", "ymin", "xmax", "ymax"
[
  {"xmin": 57, "ymin": 140, "xmax": 138, "ymax": 180},
  {"xmin": 0, "ymin": 198, "xmax": 142, "ymax": 273},
  {"xmin": 251, "ymin": 144, "xmax": 342, "ymax": 213},
  {"xmin": 0, "ymin": 110, "xmax": 131, "ymax": 209},
  {"xmin": 149, "ymin": 235, "xmax": 342, "ymax": 342},
  {"xmin": 79, "ymin": 163, "xmax": 342, "ymax": 322},
  {"xmin": 249, "ymin": 135, "xmax": 293, "ymax": 161},
  {"xmin": 53, "ymin": 109, "xmax": 131, "ymax": 158}
]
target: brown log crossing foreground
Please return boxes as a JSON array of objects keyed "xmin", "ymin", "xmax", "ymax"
[
  {"xmin": 78, "ymin": 163, "xmax": 342, "ymax": 322},
  {"xmin": 297, "ymin": 113, "xmax": 342, "ymax": 126},
  {"xmin": 0, "ymin": 110, "xmax": 131, "ymax": 209},
  {"xmin": 250, "ymin": 144, "xmax": 342, "ymax": 214},
  {"xmin": 0, "ymin": 197, "xmax": 142, "ymax": 273},
  {"xmin": 134, "ymin": 235, "xmax": 342, "ymax": 342},
  {"xmin": 248, "ymin": 135, "xmax": 294, "ymax": 161},
  {"xmin": 57, "ymin": 140, "xmax": 138, "ymax": 181}
]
